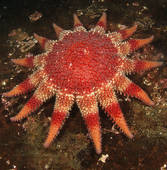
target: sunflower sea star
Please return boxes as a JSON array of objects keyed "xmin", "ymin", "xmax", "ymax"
[{"xmin": 3, "ymin": 13, "xmax": 163, "ymax": 154}]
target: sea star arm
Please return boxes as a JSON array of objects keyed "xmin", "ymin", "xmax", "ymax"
[
  {"xmin": 52, "ymin": 23, "xmax": 64, "ymax": 38},
  {"xmin": 97, "ymin": 84, "xmax": 133, "ymax": 139},
  {"xmin": 34, "ymin": 33, "xmax": 55, "ymax": 52},
  {"xmin": 11, "ymin": 52, "xmax": 48, "ymax": 68},
  {"xmin": 113, "ymin": 74, "xmax": 154, "ymax": 105},
  {"xmin": 117, "ymin": 36, "xmax": 154, "ymax": 56},
  {"xmin": 3, "ymin": 70, "xmax": 43, "ymax": 97},
  {"xmin": 10, "ymin": 81, "xmax": 55, "ymax": 121},
  {"xmin": 76, "ymin": 94, "xmax": 102, "ymax": 154},
  {"xmin": 133, "ymin": 59, "xmax": 163, "ymax": 73},
  {"xmin": 96, "ymin": 12, "xmax": 107, "ymax": 30},
  {"xmin": 119, "ymin": 57, "xmax": 163, "ymax": 74},
  {"xmin": 90, "ymin": 12, "xmax": 107, "ymax": 35},
  {"xmin": 73, "ymin": 13, "xmax": 83, "ymax": 28},
  {"xmin": 11, "ymin": 54, "xmax": 34, "ymax": 67},
  {"xmin": 118, "ymin": 25, "xmax": 137, "ymax": 40},
  {"xmin": 108, "ymin": 25, "xmax": 137, "ymax": 43},
  {"xmin": 34, "ymin": 33, "xmax": 48, "ymax": 49},
  {"xmin": 44, "ymin": 93, "xmax": 74, "ymax": 148}
]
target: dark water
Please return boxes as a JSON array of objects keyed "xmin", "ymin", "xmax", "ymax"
[{"xmin": 0, "ymin": 0, "xmax": 167, "ymax": 169}]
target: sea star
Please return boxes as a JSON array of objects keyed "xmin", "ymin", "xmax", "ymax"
[{"xmin": 3, "ymin": 13, "xmax": 162, "ymax": 154}]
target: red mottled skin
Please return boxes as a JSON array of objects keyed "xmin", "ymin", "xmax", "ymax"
[{"xmin": 3, "ymin": 13, "xmax": 163, "ymax": 154}]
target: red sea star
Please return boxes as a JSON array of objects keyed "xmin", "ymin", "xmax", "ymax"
[{"xmin": 3, "ymin": 13, "xmax": 162, "ymax": 154}]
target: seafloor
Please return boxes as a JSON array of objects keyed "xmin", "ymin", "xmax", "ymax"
[{"xmin": 0, "ymin": 0, "xmax": 167, "ymax": 169}]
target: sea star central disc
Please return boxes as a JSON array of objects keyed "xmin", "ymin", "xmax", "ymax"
[{"xmin": 45, "ymin": 32, "xmax": 118, "ymax": 93}]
